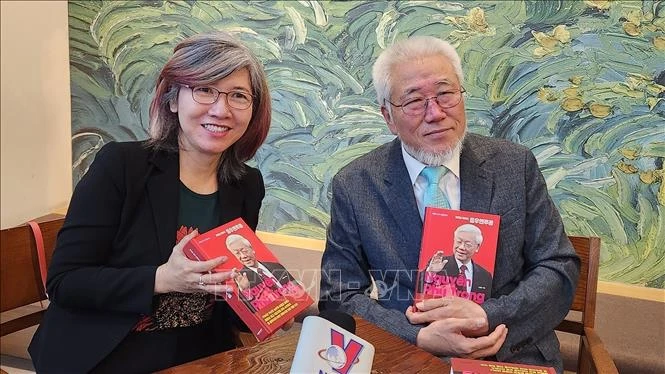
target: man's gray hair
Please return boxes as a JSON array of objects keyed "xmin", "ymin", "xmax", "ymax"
[
  {"xmin": 371, "ymin": 36, "xmax": 464, "ymax": 112},
  {"xmin": 455, "ymin": 223, "xmax": 483, "ymax": 246},
  {"xmin": 226, "ymin": 234, "xmax": 251, "ymax": 249}
]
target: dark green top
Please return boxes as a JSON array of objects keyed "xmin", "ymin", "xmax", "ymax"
[{"xmin": 178, "ymin": 181, "xmax": 220, "ymax": 234}]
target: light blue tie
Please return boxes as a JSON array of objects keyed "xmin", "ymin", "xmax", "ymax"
[{"xmin": 421, "ymin": 166, "xmax": 450, "ymax": 209}]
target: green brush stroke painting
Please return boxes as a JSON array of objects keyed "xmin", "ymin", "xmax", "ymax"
[{"xmin": 68, "ymin": 0, "xmax": 665, "ymax": 289}]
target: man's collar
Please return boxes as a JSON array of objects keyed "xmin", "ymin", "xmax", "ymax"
[
  {"xmin": 455, "ymin": 258, "xmax": 471, "ymax": 269},
  {"xmin": 248, "ymin": 262, "xmax": 267, "ymax": 272},
  {"xmin": 401, "ymin": 144, "xmax": 461, "ymax": 186}
]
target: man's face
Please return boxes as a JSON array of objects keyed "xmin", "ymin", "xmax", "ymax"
[
  {"xmin": 228, "ymin": 241, "xmax": 257, "ymax": 267},
  {"xmin": 453, "ymin": 231, "xmax": 480, "ymax": 263},
  {"xmin": 381, "ymin": 55, "xmax": 466, "ymax": 161}
]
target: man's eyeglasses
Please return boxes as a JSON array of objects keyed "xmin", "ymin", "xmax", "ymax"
[
  {"xmin": 454, "ymin": 238, "xmax": 479, "ymax": 250},
  {"xmin": 184, "ymin": 85, "xmax": 253, "ymax": 110},
  {"xmin": 387, "ymin": 87, "xmax": 465, "ymax": 116}
]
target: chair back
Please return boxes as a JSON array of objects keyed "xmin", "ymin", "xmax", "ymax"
[
  {"xmin": 0, "ymin": 214, "xmax": 64, "ymax": 336},
  {"xmin": 557, "ymin": 236, "xmax": 618, "ymax": 374},
  {"xmin": 557, "ymin": 236, "xmax": 601, "ymax": 335}
]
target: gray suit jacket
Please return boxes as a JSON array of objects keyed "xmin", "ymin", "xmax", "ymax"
[{"xmin": 319, "ymin": 134, "xmax": 579, "ymax": 372}]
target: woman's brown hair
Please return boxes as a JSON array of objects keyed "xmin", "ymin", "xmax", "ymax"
[{"xmin": 148, "ymin": 31, "xmax": 271, "ymax": 182}]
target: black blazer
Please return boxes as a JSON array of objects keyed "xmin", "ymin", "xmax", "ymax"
[
  {"xmin": 28, "ymin": 141, "xmax": 265, "ymax": 373},
  {"xmin": 440, "ymin": 256, "xmax": 493, "ymax": 295},
  {"xmin": 237, "ymin": 262, "xmax": 296, "ymax": 313},
  {"xmin": 416, "ymin": 256, "xmax": 493, "ymax": 297},
  {"xmin": 240, "ymin": 262, "xmax": 296, "ymax": 290}
]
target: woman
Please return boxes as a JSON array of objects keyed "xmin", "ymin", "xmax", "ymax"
[{"xmin": 29, "ymin": 31, "xmax": 271, "ymax": 373}]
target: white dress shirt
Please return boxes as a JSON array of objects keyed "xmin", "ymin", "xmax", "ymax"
[
  {"xmin": 401, "ymin": 145, "xmax": 461, "ymax": 220},
  {"xmin": 248, "ymin": 262, "xmax": 283, "ymax": 288}
]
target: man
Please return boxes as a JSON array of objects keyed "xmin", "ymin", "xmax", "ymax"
[
  {"xmin": 421, "ymin": 224, "xmax": 492, "ymax": 302},
  {"xmin": 319, "ymin": 35, "xmax": 579, "ymax": 372},
  {"xmin": 226, "ymin": 234, "xmax": 295, "ymax": 310},
  {"xmin": 444, "ymin": 223, "xmax": 493, "ymax": 296}
]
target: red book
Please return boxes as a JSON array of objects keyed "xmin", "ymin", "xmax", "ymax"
[
  {"xmin": 450, "ymin": 357, "xmax": 556, "ymax": 373},
  {"xmin": 183, "ymin": 217, "xmax": 313, "ymax": 341},
  {"xmin": 414, "ymin": 207, "xmax": 500, "ymax": 307}
]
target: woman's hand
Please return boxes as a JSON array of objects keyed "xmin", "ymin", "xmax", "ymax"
[{"xmin": 154, "ymin": 230, "xmax": 236, "ymax": 295}]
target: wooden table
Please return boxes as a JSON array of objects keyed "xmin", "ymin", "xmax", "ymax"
[{"xmin": 160, "ymin": 316, "xmax": 450, "ymax": 373}]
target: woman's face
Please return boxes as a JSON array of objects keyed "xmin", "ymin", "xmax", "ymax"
[{"xmin": 171, "ymin": 68, "xmax": 253, "ymax": 158}]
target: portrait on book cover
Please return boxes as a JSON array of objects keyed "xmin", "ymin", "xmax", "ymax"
[
  {"xmin": 416, "ymin": 209, "xmax": 500, "ymax": 305},
  {"xmin": 226, "ymin": 233, "xmax": 299, "ymax": 311}
]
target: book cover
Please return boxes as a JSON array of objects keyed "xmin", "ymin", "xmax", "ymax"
[
  {"xmin": 450, "ymin": 357, "xmax": 556, "ymax": 374},
  {"xmin": 184, "ymin": 217, "xmax": 313, "ymax": 341},
  {"xmin": 414, "ymin": 207, "xmax": 500, "ymax": 307}
]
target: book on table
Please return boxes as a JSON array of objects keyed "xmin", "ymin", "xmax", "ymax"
[{"xmin": 450, "ymin": 357, "xmax": 556, "ymax": 373}]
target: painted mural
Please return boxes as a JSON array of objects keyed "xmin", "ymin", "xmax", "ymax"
[{"xmin": 68, "ymin": 1, "xmax": 665, "ymax": 288}]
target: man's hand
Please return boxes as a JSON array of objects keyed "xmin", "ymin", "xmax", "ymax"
[
  {"xmin": 234, "ymin": 271, "xmax": 251, "ymax": 291},
  {"xmin": 414, "ymin": 317, "xmax": 507, "ymax": 358},
  {"xmin": 426, "ymin": 259, "xmax": 447, "ymax": 273},
  {"xmin": 408, "ymin": 296, "xmax": 489, "ymax": 336}
]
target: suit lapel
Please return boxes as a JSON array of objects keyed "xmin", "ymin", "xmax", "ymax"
[
  {"xmin": 459, "ymin": 137, "xmax": 493, "ymax": 213},
  {"xmin": 244, "ymin": 266, "xmax": 262, "ymax": 287},
  {"xmin": 444, "ymin": 257, "xmax": 460, "ymax": 277},
  {"xmin": 146, "ymin": 150, "xmax": 180, "ymax": 262},
  {"xmin": 266, "ymin": 263, "xmax": 290, "ymax": 284},
  {"xmin": 382, "ymin": 139, "xmax": 423, "ymax": 267},
  {"xmin": 471, "ymin": 261, "xmax": 488, "ymax": 292}
]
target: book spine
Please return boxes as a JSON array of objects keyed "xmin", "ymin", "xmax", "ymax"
[{"xmin": 413, "ymin": 207, "xmax": 434, "ymax": 306}]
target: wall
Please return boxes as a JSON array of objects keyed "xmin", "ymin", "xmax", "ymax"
[
  {"xmin": 1, "ymin": 1, "xmax": 662, "ymax": 292},
  {"xmin": 0, "ymin": 3, "xmax": 662, "ymax": 365},
  {"xmin": 66, "ymin": 1, "xmax": 665, "ymax": 289},
  {"xmin": 0, "ymin": 1, "xmax": 72, "ymax": 229}
]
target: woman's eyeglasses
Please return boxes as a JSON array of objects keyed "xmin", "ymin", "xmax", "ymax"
[{"xmin": 184, "ymin": 85, "xmax": 253, "ymax": 110}]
